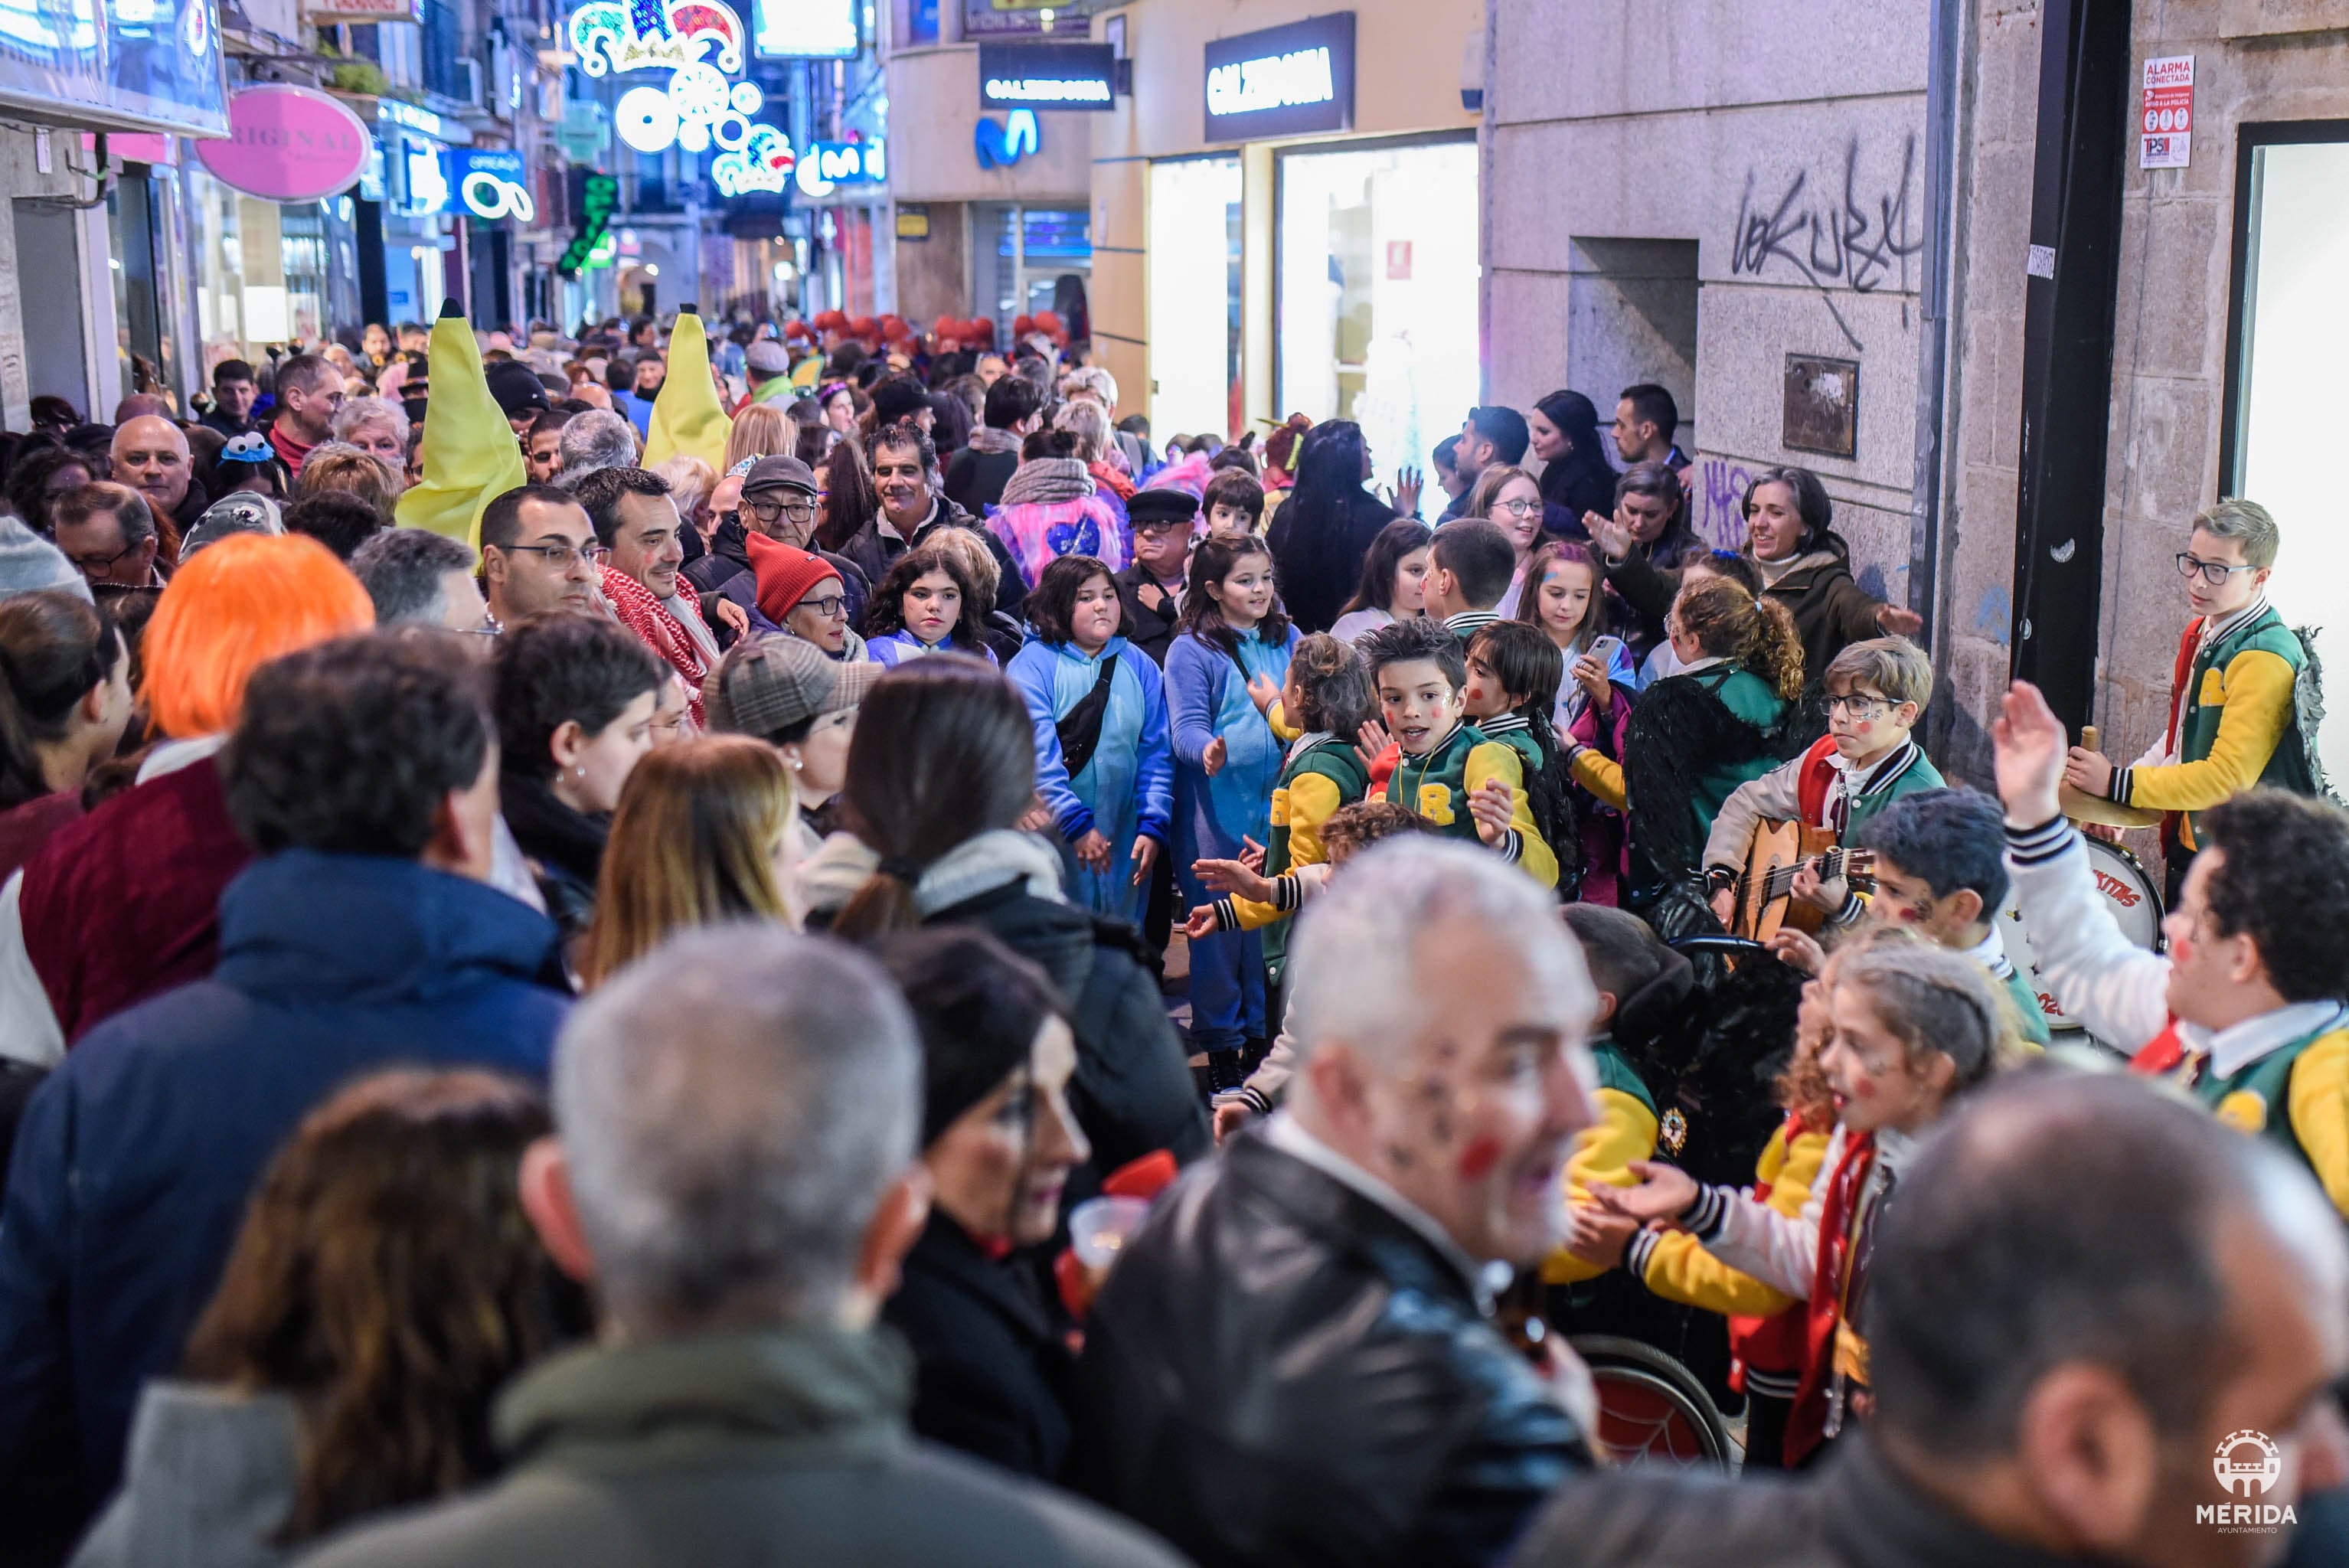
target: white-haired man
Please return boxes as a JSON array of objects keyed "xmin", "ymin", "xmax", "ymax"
[
  {"xmin": 299, "ymin": 927, "xmax": 1187, "ymax": 1568},
  {"xmin": 555, "ymin": 408, "xmax": 641, "ymax": 490},
  {"xmin": 1074, "ymin": 838, "xmax": 1601, "ymax": 1568}
]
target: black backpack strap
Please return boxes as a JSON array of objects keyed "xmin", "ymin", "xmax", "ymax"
[{"xmin": 1053, "ymin": 653, "xmax": 1121, "ymax": 779}]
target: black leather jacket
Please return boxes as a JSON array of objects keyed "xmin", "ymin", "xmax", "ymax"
[{"xmin": 1073, "ymin": 1132, "xmax": 1592, "ymax": 1568}]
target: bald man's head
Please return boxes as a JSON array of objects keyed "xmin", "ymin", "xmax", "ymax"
[
  {"xmin": 1870, "ymin": 1070, "xmax": 2349, "ymax": 1566},
  {"xmin": 109, "ymin": 414, "xmax": 193, "ymax": 513}
]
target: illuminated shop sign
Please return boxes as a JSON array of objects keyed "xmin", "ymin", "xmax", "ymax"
[
  {"xmin": 973, "ymin": 109, "xmax": 1039, "ymax": 170},
  {"xmin": 570, "ymin": 0, "xmax": 782, "ymax": 175},
  {"xmin": 977, "ymin": 41, "xmax": 1115, "ymax": 111},
  {"xmin": 455, "ymin": 149, "xmax": 534, "ymax": 222},
  {"xmin": 752, "ymin": 0, "xmax": 859, "ymax": 58},
  {"xmin": 794, "ymin": 139, "xmax": 885, "ymax": 198},
  {"xmin": 1203, "ymin": 12, "xmax": 1354, "ymax": 142}
]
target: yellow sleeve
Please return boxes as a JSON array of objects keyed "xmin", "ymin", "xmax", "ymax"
[
  {"xmin": 2288, "ymin": 1035, "xmax": 2349, "ymax": 1220},
  {"xmin": 1267, "ymin": 699, "xmax": 1300, "ymax": 744},
  {"xmin": 1635, "ymin": 1126, "xmax": 1831, "ymax": 1317},
  {"xmin": 1284, "ymin": 772, "xmax": 1344, "ymax": 871},
  {"xmin": 1569, "ymin": 746, "xmax": 1626, "ymax": 811},
  {"xmin": 1540, "ymin": 1086, "xmax": 1660, "ymax": 1285},
  {"xmin": 1466, "ymin": 742, "xmax": 1558, "ymax": 889},
  {"xmin": 2124, "ymin": 648, "xmax": 2297, "ymax": 813},
  {"xmin": 1223, "ymin": 892, "xmax": 1281, "ymax": 933}
]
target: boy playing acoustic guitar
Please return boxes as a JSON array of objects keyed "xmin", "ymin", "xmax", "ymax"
[{"xmin": 1704, "ymin": 638, "xmax": 1943, "ymax": 928}]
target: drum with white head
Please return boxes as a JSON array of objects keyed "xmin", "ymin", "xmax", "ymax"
[{"xmin": 2000, "ymin": 837, "xmax": 2164, "ymax": 1035}]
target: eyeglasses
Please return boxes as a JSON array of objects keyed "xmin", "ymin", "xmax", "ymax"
[
  {"xmin": 794, "ymin": 593, "xmax": 848, "ymax": 619},
  {"xmin": 1825, "ymin": 694, "xmax": 1893, "ymax": 720},
  {"xmin": 2175, "ymin": 552, "xmax": 2258, "ymax": 586},
  {"xmin": 746, "ymin": 496, "xmax": 817, "ymax": 522},
  {"xmin": 498, "ymin": 541, "xmax": 605, "ymax": 570},
  {"xmin": 1491, "ymin": 499, "xmax": 1541, "ymax": 518},
  {"xmin": 65, "ymin": 544, "xmax": 137, "ymax": 574}
]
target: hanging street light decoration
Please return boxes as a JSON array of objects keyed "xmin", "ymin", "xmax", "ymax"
[{"xmin": 572, "ymin": 0, "xmax": 789, "ymax": 175}]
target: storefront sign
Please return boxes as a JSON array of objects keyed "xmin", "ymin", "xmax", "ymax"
[
  {"xmin": 1204, "ymin": 13, "xmax": 1354, "ymax": 142},
  {"xmin": 302, "ymin": 0, "xmax": 421, "ymax": 22},
  {"xmin": 711, "ymin": 125, "xmax": 796, "ymax": 197},
  {"xmin": 0, "ymin": 0, "xmax": 226, "ymax": 136},
  {"xmin": 753, "ymin": 0, "xmax": 859, "ymax": 57},
  {"xmin": 197, "ymin": 85, "xmax": 371, "ymax": 203},
  {"xmin": 974, "ymin": 109, "xmax": 1041, "ymax": 170},
  {"xmin": 2141, "ymin": 54, "xmax": 2192, "ymax": 169},
  {"xmin": 978, "ymin": 42, "xmax": 1115, "ymax": 109},
  {"xmin": 897, "ymin": 206, "xmax": 931, "ymax": 240},
  {"xmin": 397, "ymin": 135, "xmax": 451, "ymax": 215},
  {"xmin": 455, "ymin": 149, "xmax": 534, "ymax": 222},
  {"xmin": 794, "ymin": 139, "xmax": 886, "ymax": 199}
]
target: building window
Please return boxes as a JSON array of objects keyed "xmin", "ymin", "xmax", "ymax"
[
  {"xmin": 2223, "ymin": 122, "xmax": 2349, "ymax": 784},
  {"xmin": 1276, "ymin": 134, "xmax": 1478, "ymax": 487},
  {"xmin": 420, "ymin": 0, "xmax": 467, "ymax": 101}
]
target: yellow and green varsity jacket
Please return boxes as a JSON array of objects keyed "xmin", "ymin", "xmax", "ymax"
[
  {"xmin": 1385, "ymin": 720, "xmax": 1559, "ymax": 888},
  {"xmin": 2114, "ymin": 602, "xmax": 2317, "ymax": 851},
  {"xmin": 1207, "ymin": 734, "xmax": 1368, "ymax": 980},
  {"xmin": 1540, "ymin": 1039, "xmax": 1660, "ymax": 1285},
  {"xmin": 2196, "ymin": 1009, "xmax": 2349, "ymax": 1218}
]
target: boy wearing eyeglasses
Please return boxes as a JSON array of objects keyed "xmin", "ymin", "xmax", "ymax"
[
  {"xmin": 1703, "ymin": 637, "xmax": 1942, "ymax": 926},
  {"xmin": 2063, "ymin": 499, "xmax": 2318, "ymax": 900}
]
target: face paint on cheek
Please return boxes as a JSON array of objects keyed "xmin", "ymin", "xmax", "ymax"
[
  {"xmin": 1856, "ymin": 721, "xmax": 1874, "ymax": 737},
  {"xmin": 1850, "ymin": 1076, "xmax": 1876, "ymax": 1100},
  {"xmin": 1456, "ymin": 1136, "xmax": 1503, "ymax": 1182}
]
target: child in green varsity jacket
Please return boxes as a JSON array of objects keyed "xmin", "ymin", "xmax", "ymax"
[
  {"xmin": 2062, "ymin": 499, "xmax": 2323, "ymax": 900},
  {"xmin": 1538, "ymin": 906, "xmax": 1668, "ymax": 1288},
  {"xmin": 1184, "ymin": 633, "xmax": 1374, "ymax": 985},
  {"xmin": 1704, "ymin": 637, "xmax": 1943, "ymax": 929},
  {"xmin": 1357, "ymin": 617, "xmax": 1559, "ymax": 889},
  {"xmin": 1462, "ymin": 621, "xmax": 1581, "ymax": 897}
]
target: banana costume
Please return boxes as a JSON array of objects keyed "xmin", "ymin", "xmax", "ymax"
[
  {"xmin": 391, "ymin": 302, "xmax": 529, "ymax": 550},
  {"xmin": 644, "ymin": 309, "xmax": 733, "ymax": 472}
]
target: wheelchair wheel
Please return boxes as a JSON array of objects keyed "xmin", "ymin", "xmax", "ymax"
[{"xmin": 1570, "ymin": 1334, "xmax": 1733, "ymax": 1468}]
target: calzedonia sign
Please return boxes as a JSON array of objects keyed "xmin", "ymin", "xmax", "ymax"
[
  {"xmin": 977, "ymin": 41, "xmax": 1116, "ymax": 110},
  {"xmin": 1204, "ymin": 12, "xmax": 1354, "ymax": 142}
]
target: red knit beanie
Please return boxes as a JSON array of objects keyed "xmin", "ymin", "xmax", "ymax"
[{"xmin": 744, "ymin": 533, "xmax": 843, "ymax": 623}]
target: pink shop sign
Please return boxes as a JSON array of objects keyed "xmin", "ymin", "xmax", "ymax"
[{"xmin": 195, "ymin": 85, "xmax": 371, "ymax": 203}]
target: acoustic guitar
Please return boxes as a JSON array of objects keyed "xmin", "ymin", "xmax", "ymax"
[{"xmin": 1730, "ymin": 821, "xmax": 1877, "ymax": 943}]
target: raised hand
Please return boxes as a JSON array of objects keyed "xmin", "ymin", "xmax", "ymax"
[
  {"xmin": 1586, "ymin": 509, "xmax": 1634, "ymax": 561},
  {"xmin": 1991, "ymin": 680, "xmax": 2067, "ymax": 826},
  {"xmin": 1246, "ymin": 671, "xmax": 1282, "ymax": 716},
  {"xmin": 1354, "ymin": 719, "xmax": 1393, "ymax": 773},
  {"xmin": 1387, "ymin": 466, "xmax": 1423, "ymax": 517},
  {"xmin": 1875, "ymin": 603, "xmax": 1926, "ymax": 637},
  {"xmin": 1469, "ymin": 779, "xmax": 1516, "ymax": 848}
]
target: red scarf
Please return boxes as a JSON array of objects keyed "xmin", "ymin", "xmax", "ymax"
[
  {"xmin": 1725, "ymin": 1110, "xmax": 1815, "ymax": 1396},
  {"xmin": 1784, "ymin": 1129, "xmax": 1877, "ymax": 1466},
  {"xmin": 266, "ymin": 419, "xmax": 315, "ymax": 476},
  {"xmin": 600, "ymin": 566, "xmax": 707, "ymax": 725}
]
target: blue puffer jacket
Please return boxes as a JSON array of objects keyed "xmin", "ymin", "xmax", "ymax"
[{"xmin": 0, "ymin": 850, "xmax": 570, "ymax": 1566}]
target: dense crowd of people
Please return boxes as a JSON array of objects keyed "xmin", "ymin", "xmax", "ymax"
[{"xmin": 0, "ymin": 302, "xmax": 2342, "ymax": 1568}]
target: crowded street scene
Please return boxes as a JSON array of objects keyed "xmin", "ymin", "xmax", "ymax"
[{"xmin": 2, "ymin": 0, "xmax": 2349, "ymax": 1564}]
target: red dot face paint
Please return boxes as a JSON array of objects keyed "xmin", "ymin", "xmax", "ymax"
[{"xmin": 1457, "ymin": 1135, "xmax": 1503, "ymax": 1182}]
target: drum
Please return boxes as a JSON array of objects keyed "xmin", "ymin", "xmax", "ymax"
[{"xmin": 2000, "ymin": 837, "xmax": 2164, "ymax": 1034}]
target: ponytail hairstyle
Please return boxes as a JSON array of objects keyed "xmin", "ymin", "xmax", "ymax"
[
  {"xmin": 1825, "ymin": 937, "xmax": 2010, "ymax": 1106},
  {"xmin": 1284, "ymin": 632, "xmax": 1374, "ymax": 741},
  {"xmin": 1672, "ymin": 576, "xmax": 1803, "ymax": 701},
  {"xmin": 1465, "ymin": 621, "xmax": 1579, "ymax": 882},
  {"xmin": 0, "ymin": 590, "xmax": 123, "ymax": 810},
  {"xmin": 832, "ymin": 655, "xmax": 1037, "ymax": 940},
  {"xmin": 1178, "ymin": 533, "xmax": 1290, "ymax": 656}
]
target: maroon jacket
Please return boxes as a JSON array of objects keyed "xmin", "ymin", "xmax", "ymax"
[
  {"xmin": 19, "ymin": 756, "xmax": 252, "ymax": 1044},
  {"xmin": 0, "ymin": 792, "xmax": 83, "ymax": 885}
]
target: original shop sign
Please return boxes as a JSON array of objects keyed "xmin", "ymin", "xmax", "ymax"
[
  {"xmin": 795, "ymin": 139, "xmax": 885, "ymax": 199},
  {"xmin": 978, "ymin": 41, "xmax": 1115, "ymax": 110},
  {"xmin": 1203, "ymin": 12, "xmax": 1354, "ymax": 142},
  {"xmin": 455, "ymin": 149, "xmax": 535, "ymax": 223},
  {"xmin": 196, "ymin": 84, "xmax": 372, "ymax": 203}
]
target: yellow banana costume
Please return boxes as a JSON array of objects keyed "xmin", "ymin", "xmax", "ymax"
[
  {"xmin": 392, "ymin": 303, "xmax": 529, "ymax": 550},
  {"xmin": 644, "ymin": 309, "xmax": 733, "ymax": 472}
]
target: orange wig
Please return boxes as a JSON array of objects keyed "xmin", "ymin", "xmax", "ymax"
[{"xmin": 142, "ymin": 533, "xmax": 375, "ymax": 739}]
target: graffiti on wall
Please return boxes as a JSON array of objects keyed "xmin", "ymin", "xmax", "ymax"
[
  {"xmin": 1693, "ymin": 454, "xmax": 1756, "ymax": 550},
  {"xmin": 1728, "ymin": 132, "xmax": 1924, "ymax": 354}
]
